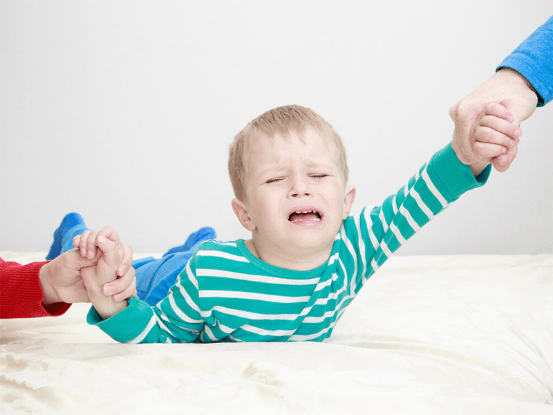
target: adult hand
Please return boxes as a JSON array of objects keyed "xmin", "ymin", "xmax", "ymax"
[
  {"xmin": 450, "ymin": 68, "xmax": 538, "ymax": 172},
  {"xmin": 39, "ymin": 242, "xmax": 136, "ymax": 305}
]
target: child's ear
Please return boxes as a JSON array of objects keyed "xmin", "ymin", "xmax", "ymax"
[
  {"xmin": 342, "ymin": 185, "xmax": 356, "ymax": 219},
  {"xmin": 231, "ymin": 198, "xmax": 257, "ymax": 231}
]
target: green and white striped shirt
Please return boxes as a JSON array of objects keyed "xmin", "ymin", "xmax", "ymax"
[{"xmin": 88, "ymin": 143, "xmax": 489, "ymax": 343}]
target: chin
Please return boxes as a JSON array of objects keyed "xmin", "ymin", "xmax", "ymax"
[{"xmin": 287, "ymin": 233, "xmax": 334, "ymax": 252}]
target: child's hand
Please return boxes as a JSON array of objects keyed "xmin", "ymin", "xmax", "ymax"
[
  {"xmin": 76, "ymin": 227, "xmax": 134, "ymax": 319},
  {"xmin": 451, "ymin": 102, "xmax": 522, "ymax": 176},
  {"xmin": 73, "ymin": 227, "xmax": 135, "ymax": 302}
]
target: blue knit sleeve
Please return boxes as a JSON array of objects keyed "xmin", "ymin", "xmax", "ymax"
[{"xmin": 497, "ymin": 15, "xmax": 553, "ymax": 107}]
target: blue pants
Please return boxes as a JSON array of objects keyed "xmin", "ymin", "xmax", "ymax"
[{"xmin": 54, "ymin": 219, "xmax": 215, "ymax": 306}]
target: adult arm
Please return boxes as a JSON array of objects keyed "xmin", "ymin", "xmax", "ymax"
[
  {"xmin": 0, "ymin": 258, "xmax": 70, "ymax": 318},
  {"xmin": 0, "ymin": 245, "xmax": 136, "ymax": 319},
  {"xmin": 497, "ymin": 15, "xmax": 553, "ymax": 107},
  {"xmin": 450, "ymin": 16, "xmax": 552, "ymax": 172}
]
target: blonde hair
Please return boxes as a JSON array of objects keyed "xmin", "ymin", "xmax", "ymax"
[{"xmin": 228, "ymin": 105, "xmax": 348, "ymax": 199}]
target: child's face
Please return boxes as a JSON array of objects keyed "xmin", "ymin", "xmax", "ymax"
[{"xmin": 232, "ymin": 128, "xmax": 356, "ymax": 264}]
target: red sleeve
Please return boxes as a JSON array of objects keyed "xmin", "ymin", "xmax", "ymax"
[{"xmin": 0, "ymin": 258, "xmax": 71, "ymax": 319}]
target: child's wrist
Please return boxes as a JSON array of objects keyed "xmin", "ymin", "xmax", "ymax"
[
  {"xmin": 469, "ymin": 162, "xmax": 488, "ymax": 177},
  {"xmin": 93, "ymin": 297, "xmax": 128, "ymax": 320}
]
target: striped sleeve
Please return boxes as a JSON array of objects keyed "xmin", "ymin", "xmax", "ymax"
[
  {"xmin": 343, "ymin": 142, "xmax": 490, "ymax": 295},
  {"xmin": 87, "ymin": 257, "xmax": 204, "ymax": 344},
  {"xmin": 86, "ymin": 143, "xmax": 490, "ymax": 344}
]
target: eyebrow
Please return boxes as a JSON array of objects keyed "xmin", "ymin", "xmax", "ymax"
[{"xmin": 302, "ymin": 158, "xmax": 335, "ymax": 169}]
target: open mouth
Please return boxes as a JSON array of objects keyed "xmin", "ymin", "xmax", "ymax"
[{"xmin": 288, "ymin": 210, "xmax": 322, "ymax": 223}]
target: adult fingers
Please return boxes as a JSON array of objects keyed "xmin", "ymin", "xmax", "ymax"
[
  {"xmin": 58, "ymin": 248, "xmax": 98, "ymax": 271},
  {"xmin": 103, "ymin": 267, "xmax": 137, "ymax": 301},
  {"xmin": 113, "ymin": 277, "xmax": 137, "ymax": 302}
]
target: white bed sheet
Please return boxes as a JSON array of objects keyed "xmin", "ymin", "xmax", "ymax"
[{"xmin": 1, "ymin": 252, "xmax": 552, "ymax": 414}]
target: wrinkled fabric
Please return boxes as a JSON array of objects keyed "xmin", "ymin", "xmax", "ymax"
[{"xmin": 1, "ymin": 253, "xmax": 552, "ymax": 414}]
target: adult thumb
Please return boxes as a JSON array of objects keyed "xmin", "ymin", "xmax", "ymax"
[{"xmin": 60, "ymin": 248, "xmax": 98, "ymax": 271}]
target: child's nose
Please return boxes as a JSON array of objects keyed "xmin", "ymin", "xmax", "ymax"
[{"xmin": 289, "ymin": 176, "xmax": 312, "ymax": 197}]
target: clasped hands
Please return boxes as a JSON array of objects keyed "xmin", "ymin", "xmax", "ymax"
[
  {"xmin": 71, "ymin": 227, "xmax": 135, "ymax": 319},
  {"xmin": 450, "ymin": 68, "xmax": 538, "ymax": 174},
  {"xmin": 40, "ymin": 226, "xmax": 136, "ymax": 318}
]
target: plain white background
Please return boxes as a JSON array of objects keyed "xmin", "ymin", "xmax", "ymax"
[{"xmin": 1, "ymin": 0, "xmax": 552, "ymax": 255}]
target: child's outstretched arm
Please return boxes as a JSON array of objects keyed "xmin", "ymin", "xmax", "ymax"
[
  {"xmin": 76, "ymin": 227, "xmax": 134, "ymax": 319},
  {"xmin": 451, "ymin": 102, "xmax": 522, "ymax": 176}
]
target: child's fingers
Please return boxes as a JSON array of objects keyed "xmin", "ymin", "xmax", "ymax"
[
  {"xmin": 480, "ymin": 102, "xmax": 522, "ymax": 145},
  {"xmin": 473, "ymin": 125, "xmax": 505, "ymax": 147},
  {"xmin": 492, "ymin": 153, "xmax": 515, "ymax": 172},
  {"xmin": 473, "ymin": 141, "xmax": 507, "ymax": 160},
  {"xmin": 75, "ymin": 230, "xmax": 92, "ymax": 257},
  {"xmin": 86, "ymin": 230, "xmax": 100, "ymax": 260},
  {"xmin": 96, "ymin": 226, "xmax": 123, "ymax": 250},
  {"xmin": 479, "ymin": 115, "xmax": 521, "ymax": 143},
  {"xmin": 96, "ymin": 233, "xmax": 124, "ymax": 270},
  {"xmin": 117, "ymin": 243, "xmax": 134, "ymax": 277},
  {"xmin": 92, "ymin": 236, "xmax": 123, "ymax": 285},
  {"xmin": 474, "ymin": 124, "xmax": 515, "ymax": 150},
  {"xmin": 72, "ymin": 234, "xmax": 81, "ymax": 248},
  {"xmin": 95, "ymin": 226, "xmax": 125, "ymax": 269},
  {"xmin": 491, "ymin": 138, "xmax": 519, "ymax": 172}
]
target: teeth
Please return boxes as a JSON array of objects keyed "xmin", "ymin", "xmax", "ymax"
[
  {"xmin": 291, "ymin": 217, "xmax": 321, "ymax": 223},
  {"xmin": 289, "ymin": 209, "xmax": 322, "ymax": 222}
]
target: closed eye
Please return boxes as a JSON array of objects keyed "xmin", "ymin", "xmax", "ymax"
[
  {"xmin": 310, "ymin": 174, "xmax": 328, "ymax": 179},
  {"xmin": 266, "ymin": 177, "xmax": 284, "ymax": 184}
]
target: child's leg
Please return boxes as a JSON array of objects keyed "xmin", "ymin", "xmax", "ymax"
[
  {"xmin": 46, "ymin": 213, "xmax": 89, "ymax": 260},
  {"xmin": 135, "ymin": 227, "xmax": 216, "ymax": 305},
  {"xmin": 134, "ymin": 252, "xmax": 194, "ymax": 305},
  {"xmin": 47, "ymin": 213, "xmax": 215, "ymax": 305},
  {"xmin": 162, "ymin": 226, "xmax": 216, "ymax": 256}
]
